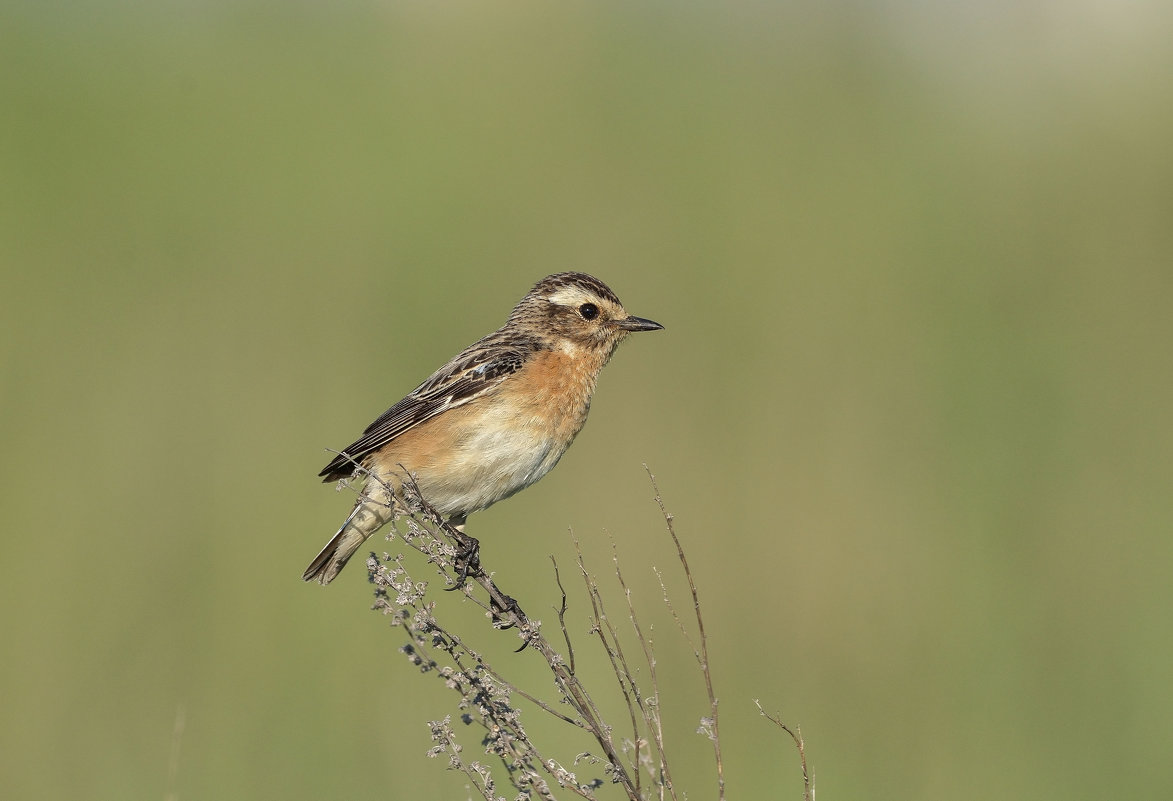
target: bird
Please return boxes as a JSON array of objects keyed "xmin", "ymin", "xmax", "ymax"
[{"xmin": 303, "ymin": 271, "xmax": 664, "ymax": 585}]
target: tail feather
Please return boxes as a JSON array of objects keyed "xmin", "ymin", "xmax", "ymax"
[{"xmin": 304, "ymin": 484, "xmax": 395, "ymax": 585}]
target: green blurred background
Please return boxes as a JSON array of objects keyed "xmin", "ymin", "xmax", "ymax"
[{"xmin": 3, "ymin": 1, "xmax": 1172, "ymax": 799}]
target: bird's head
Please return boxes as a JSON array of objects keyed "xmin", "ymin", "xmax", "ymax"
[{"xmin": 509, "ymin": 272, "xmax": 664, "ymax": 356}]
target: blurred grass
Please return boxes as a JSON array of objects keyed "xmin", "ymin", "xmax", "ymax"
[{"xmin": 3, "ymin": 1, "xmax": 1173, "ymax": 799}]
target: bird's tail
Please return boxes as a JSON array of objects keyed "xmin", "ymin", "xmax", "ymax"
[{"xmin": 303, "ymin": 482, "xmax": 396, "ymax": 585}]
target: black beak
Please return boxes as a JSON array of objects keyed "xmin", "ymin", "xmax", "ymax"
[{"xmin": 616, "ymin": 315, "xmax": 664, "ymax": 332}]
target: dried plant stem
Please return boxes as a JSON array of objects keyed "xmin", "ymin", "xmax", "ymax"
[
  {"xmin": 611, "ymin": 538, "xmax": 677, "ymax": 801},
  {"xmin": 334, "ymin": 458, "xmax": 807, "ymax": 801},
  {"xmin": 355, "ymin": 464, "xmax": 641, "ymax": 801},
  {"xmin": 646, "ymin": 466, "xmax": 725, "ymax": 801},
  {"xmin": 468, "ymin": 565, "xmax": 640, "ymax": 800},
  {"xmin": 755, "ymin": 700, "xmax": 814, "ymax": 801},
  {"xmin": 550, "ymin": 556, "xmax": 577, "ymax": 676},
  {"xmin": 573, "ymin": 535, "xmax": 649, "ymax": 800}
]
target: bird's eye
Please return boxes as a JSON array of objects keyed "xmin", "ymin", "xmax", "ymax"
[{"xmin": 579, "ymin": 303, "xmax": 600, "ymax": 321}]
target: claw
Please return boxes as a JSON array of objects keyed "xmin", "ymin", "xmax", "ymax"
[{"xmin": 443, "ymin": 532, "xmax": 481, "ymax": 591}]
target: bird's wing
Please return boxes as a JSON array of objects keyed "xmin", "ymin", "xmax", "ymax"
[{"xmin": 318, "ymin": 342, "xmax": 530, "ymax": 480}]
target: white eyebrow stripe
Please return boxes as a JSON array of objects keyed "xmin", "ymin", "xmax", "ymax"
[{"xmin": 546, "ymin": 287, "xmax": 596, "ymax": 306}]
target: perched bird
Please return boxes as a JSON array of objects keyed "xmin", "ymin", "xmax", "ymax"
[{"xmin": 304, "ymin": 272, "xmax": 663, "ymax": 585}]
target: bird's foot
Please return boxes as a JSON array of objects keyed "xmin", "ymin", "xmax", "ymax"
[
  {"xmin": 444, "ymin": 531, "xmax": 481, "ymax": 590},
  {"xmin": 438, "ymin": 525, "xmax": 529, "ymax": 650},
  {"xmin": 488, "ymin": 590, "xmax": 533, "ymax": 651},
  {"xmin": 489, "ymin": 590, "xmax": 525, "ymax": 627}
]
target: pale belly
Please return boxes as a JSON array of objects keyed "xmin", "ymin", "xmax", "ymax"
[
  {"xmin": 420, "ymin": 421, "xmax": 569, "ymax": 515},
  {"xmin": 376, "ymin": 400, "xmax": 585, "ymax": 519}
]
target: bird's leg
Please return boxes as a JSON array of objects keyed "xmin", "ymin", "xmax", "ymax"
[
  {"xmin": 438, "ymin": 517, "xmax": 526, "ymax": 641},
  {"xmin": 442, "ymin": 516, "xmax": 481, "ymax": 589}
]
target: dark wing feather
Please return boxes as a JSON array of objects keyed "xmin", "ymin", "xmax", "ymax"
[{"xmin": 318, "ymin": 343, "xmax": 529, "ymax": 480}]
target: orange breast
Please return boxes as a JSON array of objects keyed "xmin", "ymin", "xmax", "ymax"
[{"xmin": 368, "ymin": 346, "xmax": 606, "ymax": 517}]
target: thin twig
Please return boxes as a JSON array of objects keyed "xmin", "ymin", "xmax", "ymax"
[
  {"xmin": 612, "ymin": 537, "xmax": 676, "ymax": 801},
  {"xmin": 653, "ymin": 567, "xmax": 692, "ymax": 648},
  {"xmin": 646, "ymin": 465, "xmax": 725, "ymax": 801},
  {"xmin": 574, "ymin": 535, "xmax": 645, "ymax": 799},
  {"xmin": 755, "ymin": 700, "xmax": 814, "ymax": 801},
  {"xmin": 551, "ymin": 556, "xmax": 576, "ymax": 676}
]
